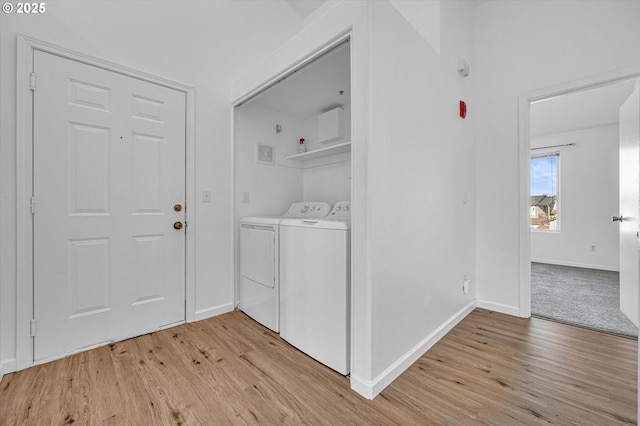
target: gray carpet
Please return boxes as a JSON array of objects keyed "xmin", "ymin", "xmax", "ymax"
[{"xmin": 531, "ymin": 262, "xmax": 638, "ymax": 338}]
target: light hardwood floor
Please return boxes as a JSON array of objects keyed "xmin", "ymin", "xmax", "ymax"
[{"xmin": 0, "ymin": 309, "xmax": 636, "ymax": 425}]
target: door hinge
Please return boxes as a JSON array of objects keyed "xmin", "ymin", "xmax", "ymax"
[
  {"xmin": 29, "ymin": 73, "xmax": 36, "ymax": 91},
  {"xmin": 30, "ymin": 319, "xmax": 37, "ymax": 337},
  {"xmin": 30, "ymin": 196, "xmax": 35, "ymax": 214}
]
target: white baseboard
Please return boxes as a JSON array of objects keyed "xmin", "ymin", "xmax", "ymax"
[
  {"xmin": 0, "ymin": 358, "xmax": 17, "ymax": 383},
  {"xmin": 194, "ymin": 302, "xmax": 234, "ymax": 322},
  {"xmin": 531, "ymin": 258, "xmax": 619, "ymax": 272},
  {"xmin": 350, "ymin": 373, "xmax": 376, "ymax": 399},
  {"xmin": 350, "ymin": 301, "xmax": 476, "ymax": 400},
  {"xmin": 476, "ymin": 299, "xmax": 521, "ymax": 317}
]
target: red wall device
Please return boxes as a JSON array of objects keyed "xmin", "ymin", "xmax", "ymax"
[{"xmin": 459, "ymin": 100, "xmax": 467, "ymax": 119}]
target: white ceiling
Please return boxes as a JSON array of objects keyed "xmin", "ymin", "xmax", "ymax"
[
  {"xmin": 285, "ymin": 0, "xmax": 327, "ymax": 19},
  {"xmin": 531, "ymin": 79, "xmax": 636, "ymax": 137},
  {"xmin": 248, "ymin": 41, "xmax": 350, "ymax": 120}
]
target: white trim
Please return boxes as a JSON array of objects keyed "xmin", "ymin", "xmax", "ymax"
[
  {"xmin": 518, "ymin": 94, "xmax": 532, "ymax": 319},
  {"xmin": 15, "ymin": 34, "xmax": 34, "ymax": 371},
  {"xmin": 0, "ymin": 358, "xmax": 17, "ymax": 382},
  {"xmin": 231, "ymin": 95, "xmax": 239, "ymax": 309},
  {"xmin": 350, "ymin": 301, "xmax": 476, "ymax": 400},
  {"xmin": 349, "ymin": 373, "xmax": 375, "ymax": 400},
  {"xmin": 15, "ymin": 34, "xmax": 196, "ymax": 370},
  {"xmin": 476, "ymin": 300, "xmax": 522, "ymax": 317},
  {"xmin": 194, "ymin": 303, "xmax": 235, "ymax": 322},
  {"xmin": 518, "ymin": 65, "xmax": 640, "ymax": 321},
  {"xmin": 531, "ymin": 259, "xmax": 620, "ymax": 272},
  {"xmin": 184, "ymin": 78, "xmax": 197, "ymax": 324}
]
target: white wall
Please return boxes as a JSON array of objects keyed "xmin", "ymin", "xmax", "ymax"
[
  {"xmin": 0, "ymin": 0, "xmax": 303, "ymax": 375},
  {"xmin": 302, "ymin": 153, "xmax": 351, "ymax": 205},
  {"xmin": 531, "ymin": 125, "xmax": 620, "ymax": 271},
  {"xmin": 475, "ymin": 0, "xmax": 640, "ymax": 314},
  {"xmin": 366, "ymin": 0, "xmax": 476, "ymax": 388},
  {"xmin": 235, "ymin": 103, "xmax": 305, "ymax": 219},
  {"xmin": 234, "ymin": 101, "xmax": 351, "ymax": 216}
]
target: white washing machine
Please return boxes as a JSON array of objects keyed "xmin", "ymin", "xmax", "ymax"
[
  {"xmin": 279, "ymin": 201, "xmax": 351, "ymax": 375},
  {"xmin": 239, "ymin": 202, "xmax": 331, "ymax": 332}
]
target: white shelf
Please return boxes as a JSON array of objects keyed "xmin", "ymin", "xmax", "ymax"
[{"xmin": 285, "ymin": 141, "xmax": 351, "ymax": 161}]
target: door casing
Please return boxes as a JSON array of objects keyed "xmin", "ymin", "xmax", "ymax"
[{"xmin": 15, "ymin": 34, "xmax": 196, "ymax": 370}]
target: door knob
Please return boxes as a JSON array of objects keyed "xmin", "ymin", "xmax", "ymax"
[
  {"xmin": 173, "ymin": 221, "xmax": 183, "ymax": 230},
  {"xmin": 612, "ymin": 215, "xmax": 624, "ymax": 222},
  {"xmin": 173, "ymin": 204, "xmax": 182, "ymax": 212}
]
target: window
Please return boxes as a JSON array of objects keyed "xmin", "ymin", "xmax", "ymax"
[{"xmin": 530, "ymin": 153, "xmax": 559, "ymax": 231}]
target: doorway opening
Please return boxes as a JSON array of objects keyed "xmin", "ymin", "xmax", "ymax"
[{"xmin": 523, "ymin": 76, "xmax": 639, "ymax": 338}]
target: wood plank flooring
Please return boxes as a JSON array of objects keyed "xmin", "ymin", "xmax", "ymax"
[{"xmin": 0, "ymin": 308, "xmax": 636, "ymax": 425}]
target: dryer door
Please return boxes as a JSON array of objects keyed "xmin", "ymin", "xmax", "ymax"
[{"xmin": 240, "ymin": 225, "xmax": 276, "ymax": 289}]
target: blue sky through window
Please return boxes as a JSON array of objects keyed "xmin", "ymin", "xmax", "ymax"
[{"xmin": 531, "ymin": 155, "xmax": 558, "ymax": 196}]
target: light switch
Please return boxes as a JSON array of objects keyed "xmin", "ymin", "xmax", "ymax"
[
  {"xmin": 202, "ymin": 190, "xmax": 212, "ymax": 203},
  {"xmin": 242, "ymin": 192, "xmax": 250, "ymax": 203}
]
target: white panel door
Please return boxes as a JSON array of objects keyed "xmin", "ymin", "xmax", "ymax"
[
  {"xmin": 619, "ymin": 81, "xmax": 640, "ymax": 326},
  {"xmin": 33, "ymin": 51, "xmax": 186, "ymax": 361}
]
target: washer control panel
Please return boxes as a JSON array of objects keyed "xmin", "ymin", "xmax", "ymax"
[
  {"xmin": 328, "ymin": 201, "xmax": 351, "ymax": 218},
  {"xmin": 283, "ymin": 202, "xmax": 331, "ymax": 218}
]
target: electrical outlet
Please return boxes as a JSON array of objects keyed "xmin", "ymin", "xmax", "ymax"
[
  {"xmin": 590, "ymin": 244, "xmax": 597, "ymax": 252},
  {"xmin": 463, "ymin": 278, "xmax": 471, "ymax": 294}
]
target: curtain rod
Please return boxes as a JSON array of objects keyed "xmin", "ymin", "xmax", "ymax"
[{"xmin": 531, "ymin": 142, "xmax": 576, "ymax": 151}]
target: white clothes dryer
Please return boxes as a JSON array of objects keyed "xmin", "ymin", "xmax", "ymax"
[{"xmin": 239, "ymin": 202, "xmax": 331, "ymax": 332}]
